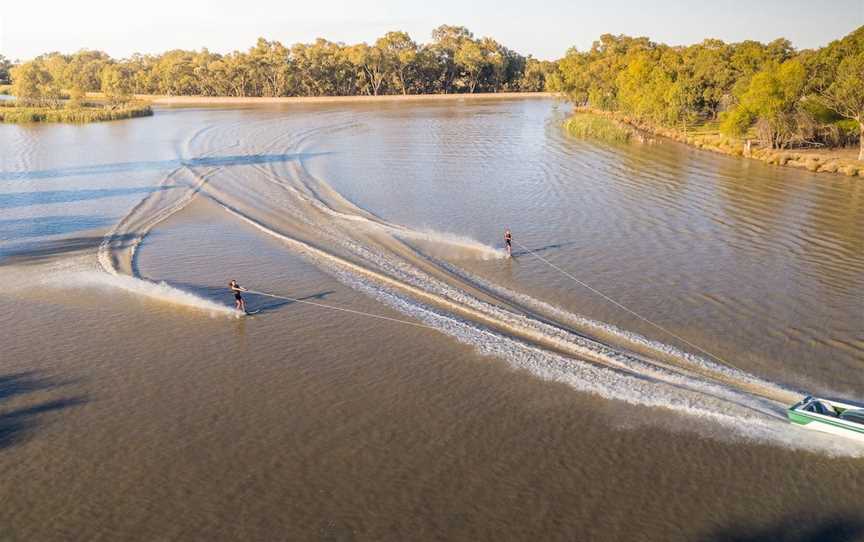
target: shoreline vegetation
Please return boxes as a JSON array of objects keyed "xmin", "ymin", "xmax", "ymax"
[
  {"xmin": 564, "ymin": 112, "xmax": 633, "ymax": 143},
  {"xmin": 553, "ymin": 27, "xmax": 864, "ymax": 178},
  {"xmin": 0, "ymin": 25, "xmax": 553, "ymax": 123},
  {"xmin": 568, "ymin": 109, "xmax": 864, "ymax": 177},
  {"xmin": 0, "ymin": 25, "xmax": 553, "ymax": 103},
  {"xmin": 1, "ymin": 24, "xmax": 861, "ymax": 174},
  {"xmin": 0, "ymin": 100, "xmax": 152, "ymax": 123}
]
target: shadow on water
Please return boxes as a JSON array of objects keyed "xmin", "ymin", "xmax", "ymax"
[
  {"xmin": 0, "ymin": 234, "xmax": 141, "ymax": 266},
  {"xmin": 0, "ymin": 216, "xmax": 112, "ymax": 241},
  {"xmin": 0, "ymin": 186, "xmax": 181, "ymax": 210},
  {"xmin": 510, "ymin": 241, "xmax": 577, "ymax": 258},
  {"xmin": 168, "ymin": 281, "xmax": 336, "ymax": 314},
  {"xmin": 0, "ymin": 371, "xmax": 87, "ymax": 450},
  {"xmin": 249, "ymin": 290, "xmax": 336, "ymax": 314},
  {"xmin": 0, "ymin": 152, "xmax": 330, "ymax": 181},
  {"xmin": 705, "ymin": 516, "xmax": 864, "ymax": 542}
]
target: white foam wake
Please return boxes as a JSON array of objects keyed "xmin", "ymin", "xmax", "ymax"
[
  {"xmin": 393, "ymin": 228, "xmax": 507, "ymax": 261},
  {"xmin": 335, "ymin": 270, "xmax": 864, "ymax": 458},
  {"xmin": 60, "ymin": 271, "xmax": 240, "ymax": 317},
  {"xmin": 216, "ymin": 198, "xmax": 864, "ymax": 456}
]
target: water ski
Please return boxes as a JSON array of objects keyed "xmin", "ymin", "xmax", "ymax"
[{"xmin": 245, "ymin": 309, "xmax": 261, "ymax": 316}]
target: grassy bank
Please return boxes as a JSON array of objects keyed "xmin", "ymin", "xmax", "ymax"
[
  {"xmin": 0, "ymin": 84, "xmax": 11, "ymax": 95},
  {"xmin": 564, "ymin": 112, "xmax": 633, "ymax": 143},
  {"xmin": 576, "ymin": 108, "xmax": 864, "ymax": 178},
  {"xmin": 0, "ymin": 100, "xmax": 153, "ymax": 123}
]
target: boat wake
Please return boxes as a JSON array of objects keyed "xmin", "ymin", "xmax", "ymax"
[
  {"xmin": 81, "ymin": 115, "xmax": 864, "ymax": 456},
  {"xmin": 64, "ymin": 270, "xmax": 238, "ymax": 316}
]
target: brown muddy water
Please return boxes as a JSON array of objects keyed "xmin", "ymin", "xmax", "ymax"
[{"xmin": 1, "ymin": 99, "xmax": 863, "ymax": 541}]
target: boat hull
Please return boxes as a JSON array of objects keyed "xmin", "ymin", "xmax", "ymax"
[{"xmin": 788, "ymin": 398, "xmax": 864, "ymax": 443}]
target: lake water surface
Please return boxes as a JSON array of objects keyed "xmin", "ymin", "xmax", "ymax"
[{"xmin": 1, "ymin": 98, "xmax": 863, "ymax": 540}]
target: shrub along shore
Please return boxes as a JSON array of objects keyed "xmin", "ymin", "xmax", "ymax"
[
  {"xmin": 564, "ymin": 112, "xmax": 634, "ymax": 142},
  {"xmin": 570, "ymin": 108, "xmax": 864, "ymax": 178},
  {"xmin": 0, "ymin": 100, "xmax": 153, "ymax": 123}
]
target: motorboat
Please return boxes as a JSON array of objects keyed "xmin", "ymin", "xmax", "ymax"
[{"xmin": 787, "ymin": 396, "xmax": 864, "ymax": 443}]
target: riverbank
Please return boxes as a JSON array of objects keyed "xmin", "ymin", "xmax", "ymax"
[
  {"xmin": 0, "ymin": 100, "xmax": 153, "ymax": 123},
  {"xmin": 575, "ymin": 108, "xmax": 864, "ymax": 178},
  {"xmin": 88, "ymin": 91, "xmax": 557, "ymax": 106}
]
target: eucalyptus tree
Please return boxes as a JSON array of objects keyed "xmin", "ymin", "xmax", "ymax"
[
  {"xmin": 807, "ymin": 27, "xmax": 864, "ymax": 159},
  {"xmin": 67, "ymin": 50, "xmax": 110, "ymax": 93},
  {"xmin": 518, "ymin": 57, "xmax": 553, "ymax": 92},
  {"xmin": 430, "ymin": 25, "xmax": 473, "ymax": 93},
  {"xmin": 0, "ymin": 55, "xmax": 12, "ymax": 84},
  {"xmin": 478, "ymin": 37, "xmax": 507, "ymax": 92},
  {"xmin": 376, "ymin": 31, "xmax": 418, "ymax": 95},
  {"xmin": 454, "ymin": 39, "xmax": 485, "ymax": 93},
  {"xmin": 347, "ymin": 42, "xmax": 389, "ymax": 95},
  {"xmin": 100, "ymin": 64, "xmax": 133, "ymax": 104},
  {"xmin": 10, "ymin": 60, "xmax": 56, "ymax": 105},
  {"xmin": 816, "ymin": 52, "xmax": 864, "ymax": 159},
  {"xmin": 720, "ymin": 59, "xmax": 807, "ymax": 148},
  {"xmin": 290, "ymin": 39, "xmax": 357, "ymax": 96},
  {"xmin": 248, "ymin": 38, "xmax": 291, "ymax": 96}
]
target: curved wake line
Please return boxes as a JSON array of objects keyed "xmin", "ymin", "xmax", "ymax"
[
  {"xmin": 93, "ymin": 140, "xmax": 254, "ymax": 317},
  {"xmin": 248, "ymin": 156, "xmax": 506, "ymax": 261},
  {"xmin": 428, "ymin": 256, "xmax": 801, "ymax": 405},
  {"xmin": 310, "ymin": 240, "xmax": 864, "ymax": 457},
  {"xmin": 80, "ymin": 116, "xmax": 856, "ymax": 454},
  {"xmin": 213, "ymin": 201, "xmax": 864, "ymax": 455},
  {"xmin": 209, "ymin": 146, "xmax": 864, "ymax": 454},
  {"xmin": 61, "ymin": 271, "xmax": 239, "ymax": 316},
  {"xmin": 88, "ymin": 119, "xmax": 347, "ymax": 317}
]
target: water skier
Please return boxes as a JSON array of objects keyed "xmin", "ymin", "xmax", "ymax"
[
  {"xmin": 504, "ymin": 228, "xmax": 513, "ymax": 257},
  {"xmin": 229, "ymin": 279, "xmax": 248, "ymax": 313}
]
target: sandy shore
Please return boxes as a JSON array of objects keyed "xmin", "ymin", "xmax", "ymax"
[{"xmin": 133, "ymin": 91, "xmax": 558, "ymax": 106}]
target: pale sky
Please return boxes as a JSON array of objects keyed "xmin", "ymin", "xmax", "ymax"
[{"xmin": 1, "ymin": 0, "xmax": 862, "ymax": 61}]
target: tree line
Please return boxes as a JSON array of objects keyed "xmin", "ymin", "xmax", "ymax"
[
  {"xmin": 4, "ymin": 24, "xmax": 862, "ymax": 158},
  {"xmin": 4, "ymin": 25, "xmax": 555, "ymax": 104},
  {"xmin": 551, "ymin": 27, "xmax": 864, "ymax": 158}
]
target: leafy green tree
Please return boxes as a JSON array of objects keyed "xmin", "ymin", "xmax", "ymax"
[
  {"xmin": 615, "ymin": 52, "xmax": 685, "ymax": 124},
  {"xmin": 10, "ymin": 61, "xmax": 56, "ymax": 105},
  {"xmin": 722, "ymin": 59, "xmax": 806, "ymax": 148},
  {"xmin": 347, "ymin": 43, "xmax": 389, "ymax": 95},
  {"xmin": 101, "ymin": 64, "xmax": 133, "ymax": 104},
  {"xmin": 478, "ymin": 38, "xmax": 507, "ymax": 92},
  {"xmin": 681, "ymin": 39, "xmax": 735, "ymax": 119},
  {"xmin": 290, "ymin": 39, "xmax": 357, "ymax": 96},
  {"xmin": 805, "ymin": 26, "xmax": 864, "ymax": 158},
  {"xmin": 408, "ymin": 46, "xmax": 446, "ymax": 93},
  {"xmin": 0, "ymin": 55, "xmax": 12, "ymax": 84},
  {"xmin": 376, "ymin": 31, "xmax": 418, "ymax": 95},
  {"xmin": 455, "ymin": 39, "xmax": 485, "ymax": 93},
  {"xmin": 248, "ymin": 38, "xmax": 290, "ymax": 96},
  {"xmin": 430, "ymin": 25, "xmax": 473, "ymax": 93},
  {"xmin": 519, "ymin": 57, "xmax": 554, "ymax": 91},
  {"xmin": 817, "ymin": 52, "xmax": 864, "ymax": 159}
]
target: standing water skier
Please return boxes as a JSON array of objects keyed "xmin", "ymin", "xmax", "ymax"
[
  {"xmin": 229, "ymin": 279, "xmax": 248, "ymax": 313},
  {"xmin": 504, "ymin": 228, "xmax": 513, "ymax": 257}
]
